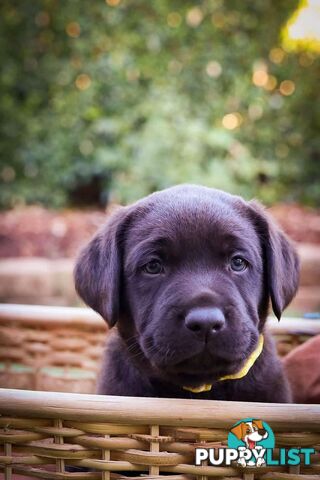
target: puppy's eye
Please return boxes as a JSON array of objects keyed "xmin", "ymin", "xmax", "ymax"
[
  {"xmin": 143, "ymin": 260, "xmax": 163, "ymax": 275},
  {"xmin": 230, "ymin": 256, "xmax": 248, "ymax": 272}
]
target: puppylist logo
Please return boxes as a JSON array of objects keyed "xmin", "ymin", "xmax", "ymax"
[{"xmin": 195, "ymin": 418, "xmax": 315, "ymax": 468}]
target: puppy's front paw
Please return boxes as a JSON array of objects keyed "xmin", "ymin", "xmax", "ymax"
[
  {"xmin": 256, "ymin": 457, "xmax": 266, "ymax": 467},
  {"xmin": 238, "ymin": 458, "xmax": 247, "ymax": 467}
]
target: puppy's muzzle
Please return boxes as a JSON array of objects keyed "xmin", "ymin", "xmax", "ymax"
[{"xmin": 185, "ymin": 307, "xmax": 225, "ymax": 341}]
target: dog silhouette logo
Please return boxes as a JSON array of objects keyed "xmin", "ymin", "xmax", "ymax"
[
  {"xmin": 228, "ymin": 418, "xmax": 275, "ymax": 467},
  {"xmin": 195, "ymin": 418, "xmax": 314, "ymax": 467}
]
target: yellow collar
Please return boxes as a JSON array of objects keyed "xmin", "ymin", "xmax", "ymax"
[{"xmin": 183, "ymin": 334, "xmax": 264, "ymax": 394}]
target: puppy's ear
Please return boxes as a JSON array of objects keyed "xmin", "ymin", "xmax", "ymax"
[
  {"xmin": 74, "ymin": 207, "xmax": 128, "ymax": 327},
  {"xmin": 230, "ymin": 423, "xmax": 246, "ymax": 440},
  {"xmin": 253, "ymin": 420, "xmax": 264, "ymax": 430},
  {"xmin": 248, "ymin": 201, "xmax": 300, "ymax": 320}
]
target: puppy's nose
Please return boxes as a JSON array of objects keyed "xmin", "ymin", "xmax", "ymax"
[{"xmin": 185, "ymin": 307, "xmax": 225, "ymax": 339}]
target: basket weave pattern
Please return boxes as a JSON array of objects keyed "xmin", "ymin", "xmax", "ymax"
[
  {"xmin": 1, "ymin": 305, "xmax": 319, "ymax": 394},
  {"xmin": 0, "ymin": 305, "xmax": 107, "ymax": 393},
  {"xmin": 1, "ymin": 305, "xmax": 320, "ymax": 479},
  {"xmin": 1, "ymin": 389, "xmax": 320, "ymax": 480}
]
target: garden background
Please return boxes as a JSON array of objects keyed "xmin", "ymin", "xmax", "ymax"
[{"xmin": 0, "ymin": 0, "xmax": 319, "ymax": 314}]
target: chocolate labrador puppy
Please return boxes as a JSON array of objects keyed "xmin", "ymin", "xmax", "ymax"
[{"xmin": 74, "ymin": 185, "xmax": 299, "ymax": 402}]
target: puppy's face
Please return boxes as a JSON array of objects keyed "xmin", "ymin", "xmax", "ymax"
[
  {"xmin": 75, "ymin": 185, "xmax": 299, "ymax": 388},
  {"xmin": 231, "ymin": 420, "xmax": 267, "ymax": 445},
  {"xmin": 123, "ymin": 192, "xmax": 263, "ymax": 385}
]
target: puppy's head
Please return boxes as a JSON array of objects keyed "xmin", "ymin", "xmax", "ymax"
[
  {"xmin": 231, "ymin": 420, "xmax": 267, "ymax": 443},
  {"xmin": 74, "ymin": 185, "xmax": 299, "ymax": 388}
]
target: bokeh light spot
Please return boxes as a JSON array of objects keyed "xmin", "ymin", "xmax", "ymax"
[
  {"xmin": 211, "ymin": 12, "xmax": 225, "ymax": 28},
  {"xmin": 168, "ymin": 59, "xmax": 183, "ymax": 74},
  {"xmin": 66, "ymin": 22, "xmax": 81, "ymax": 38},
  {"xmin": 167, "ymin": 12, "xmax": 182, "ymax": 28},
  {"xmin": 126, "ymin": 67, "xmax": 140, "ymax": 82},
  {"xmin": 279, "ymin": 80, "xmax": 295, "ymax": 96},
  {"xmin": 206, "ymin": 61, "xmax": 222, "ymax": 78},
  {"xmin": 264, "ymin": 75, "xmax": 278, "ymax": 91},
  {"xmin": 248, "ymin": 104, "xmax": 264, "ymax": 120},
  {"xmin": 75, "ymin": 73, "xmax": 91, "ymax": 90},
  {"xmin": 24, "ymin": 165, "xmax": 38, "ymax": 178},
  {"xmin": 222, "ymin": 113, "xmax": 242, "ymax": 130},
  {"xmin": 186, "ymin": 7, "xmax": 203, "ymax": 27},
  {"xmin": 71, "ymin": 57, "xmax": 82, "ymax": 69},
  {"xmin": 269, "ymin": 47, "xmax": 285, "ymax": 64},
  {"xmin": 1, "ymin": 166, "xmax": 16, "ymax": 182},
  {"xmin": 252, "ymin": 70, "xmax": 269, "ymax": 87},
  {"xmin": 269, "ymin": 93, "xmax": 284, "ymax": 109},
  {"xmin": 79, "ymin": 140, "xmax": 94, "ymax": 155},
  {"xmin": 299, "ymin": 52, "xmax": 314, "ymax": 66},
  {"xmin": 106, "ymin": 0, "xmax": 121, "ymax": 6},
  {"xmin": 35, "ymin": 11, "xmax": 50, "ymax": 27}
]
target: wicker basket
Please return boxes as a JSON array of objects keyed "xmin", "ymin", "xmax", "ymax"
[
  {"xmin": 1, "ymin": 304, "xmax": 320, "ymax": 480},
  {"xmin": 0, "ymin": 304, "xmax": 107, "ymax": 393}
]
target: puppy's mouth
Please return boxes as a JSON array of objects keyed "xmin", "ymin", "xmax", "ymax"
[
  {"xmin": 142, "ymin": 335, "xmax": 259, "ymax": 387},
  {"xmin": 144, "ymin": 347, "xmax": 251, "ymax": 387},
  {"xmin": 165, "ymin": 350, "xmax": 246, "ymax": 379}
]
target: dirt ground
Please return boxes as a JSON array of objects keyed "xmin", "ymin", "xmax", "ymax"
[{"xmin": 0, "ymin": 203, "xmax": 319, "ymax": 259}]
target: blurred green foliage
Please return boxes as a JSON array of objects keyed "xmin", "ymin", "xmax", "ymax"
[{"xmin": 0, "ymin": 0, "xmax": 319, "ymax": 208}]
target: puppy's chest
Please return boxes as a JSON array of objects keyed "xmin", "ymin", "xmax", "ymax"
[
  {"xmin": 151, "ymin": 380, "xmax": 234, "ymax": 400},
  {"xmin": 152, "ymin": 376, "xmax": 265, "ymax": 401}
]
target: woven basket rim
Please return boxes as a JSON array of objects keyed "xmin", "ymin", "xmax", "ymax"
[
  {"xmin": 1, "ymin": 388, "xmax": 320, "ymax": 430},
  {"xmin": 0, "ymin": 303, "xmax": 103, "ymax": 327}
]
